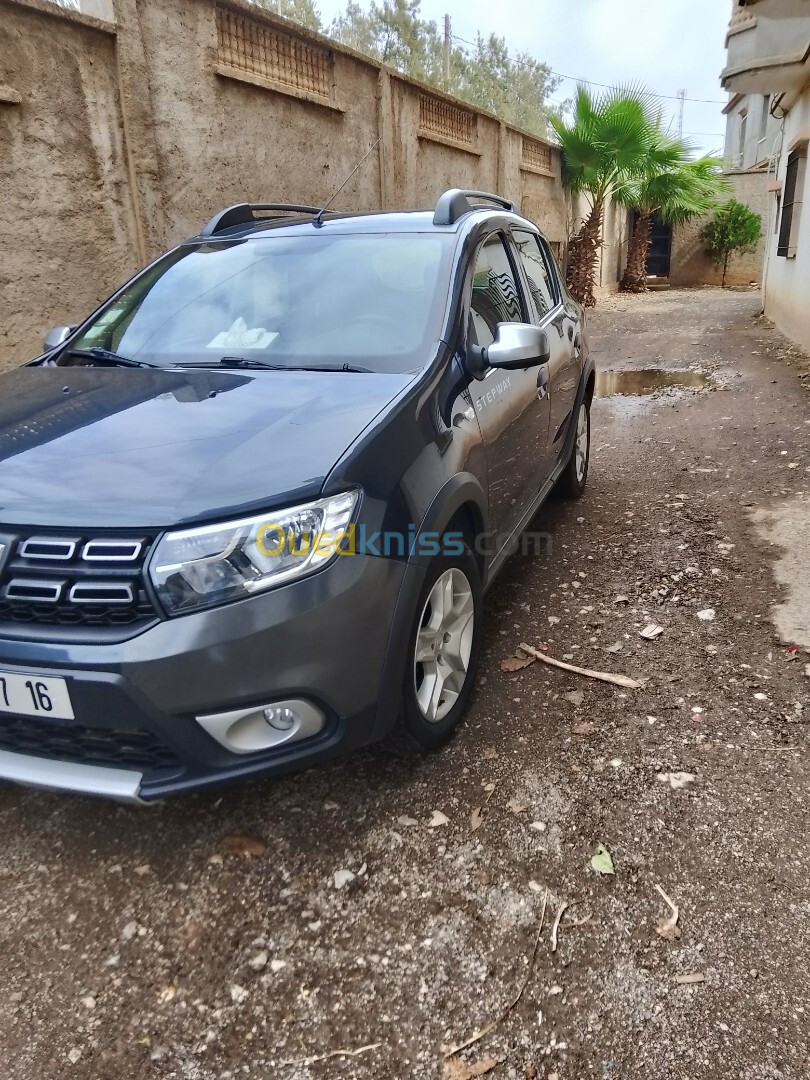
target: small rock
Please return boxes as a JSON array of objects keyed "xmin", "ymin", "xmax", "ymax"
[
  {"xmin": 121, "ymin": 921, "xmax": 138, "ymax": 942},
  {"xmin": 80, "ymin": 995, "xmax": 96, "ymax": 1010},
  {"xmin": 696, "ymin": 608, "xmax": 716, "ymax": 621},
  {"xmin": 67, "ymin": 1048, "xmax": 82, "ymax": 1065},
  {"xmin": 270, "ymin": 959, "xmax": 287, "ymax": 974},
  {"xmin": 248, "ymin": 950, "xmax": 268, "ymax": 972},
  {"xmin": 428, "ymin": 810, "xmax": 449, "ymax": 828},
  {"xmin": 230, "ymin": 984, "xmax": 249, "ymax": 1004},
  {"xmin": 333, "ymin": 869, "xmax": 356, "ymax": 889},
  {"xmin": 657, "ymin": 771, "xmax": 696, "ymax": 789}
]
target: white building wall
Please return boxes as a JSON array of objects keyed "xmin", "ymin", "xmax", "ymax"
[
  {"xmin": 762, "ymin": 92, "xmax": 810, "ymax": 352},
  {"xmin": 724, "ymin": 92, "xmax": 782, "ymax": 169}
]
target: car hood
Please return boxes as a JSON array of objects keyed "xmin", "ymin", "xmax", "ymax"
[{"xmin": 0, "ymin": 366, "xmax": 413, "ymax": 528}]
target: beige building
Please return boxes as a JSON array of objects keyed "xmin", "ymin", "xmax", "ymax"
[{"xmin": 721, "ymin": 0, "xmax": 810, "ymax": 350}]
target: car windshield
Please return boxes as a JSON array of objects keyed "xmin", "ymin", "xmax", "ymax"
[{"xmin": 65, "ymin": 233, "xmax": 453, "ymax": 374}]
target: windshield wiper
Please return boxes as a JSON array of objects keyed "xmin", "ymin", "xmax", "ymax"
[
  {"xmin": 290, "ymin": 363, "xmax": 374, "ymax": 374},
  {"xmin": 67, "ymin": 347, "xmax": 158, "ymax": 369},
  {"xmin": 173, "ymin": 357, "xmax": 373, "ymax": 373},
  {"xmin": 173, "ymin": 356, "xmax": 286, "ymax": 371}
]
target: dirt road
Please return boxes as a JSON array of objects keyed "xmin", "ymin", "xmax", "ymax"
[{"xmin": 1, "ymin": 288, "xmax": 808, "ymax": 1080}]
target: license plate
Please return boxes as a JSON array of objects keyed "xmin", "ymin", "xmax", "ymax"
[{"xmin": 0, "ymin": 671, "xmax": 74, "ymax": 720}]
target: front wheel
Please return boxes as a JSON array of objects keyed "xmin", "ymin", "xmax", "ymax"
[
  {"xmin": 555, "ymin": 398, "xmax": 590, "ymax": 499},
  {"xmin": 399, "ymin": 546, "xmax": 482, "ymax": 750}
]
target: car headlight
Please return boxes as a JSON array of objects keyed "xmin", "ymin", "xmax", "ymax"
[{"xmin": 150, "ymin": 491, "xmax": 359, "ymax": 615}]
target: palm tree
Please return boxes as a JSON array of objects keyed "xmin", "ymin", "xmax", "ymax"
[
  {"xmin": 551, "ymin": 86, "xmax": 680, "ymax": 307},
  {"xmin": 618, "ymin": 158, "xmax": 729, "ymax": 292}
]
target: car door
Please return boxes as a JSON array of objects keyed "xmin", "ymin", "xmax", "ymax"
[
  {"xmin": 511, "ymin": 229, "xmax": 580, "ymax": 478},
  {"xmin": 466, "ymin": 231, "xmax": 551, "ymax": 548}
]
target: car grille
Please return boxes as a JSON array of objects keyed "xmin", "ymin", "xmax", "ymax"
[
  {"xmin": 0, "ymin": 714, "xmax": 180, "ymax": 772},
  {"xmin": 0, "ymin": 529, "xmax": 160, "ymax": 631}
]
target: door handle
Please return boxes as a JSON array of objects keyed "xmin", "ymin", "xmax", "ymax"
[
  {"xmin": 536, "ymin": 366, "xmax": 549, "ymax": 400},
  {"xmin": 567, "ymin": 324, "xmax": 574, "ymax": 342}
]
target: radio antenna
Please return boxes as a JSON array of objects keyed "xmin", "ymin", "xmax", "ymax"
[{"xmin": 313, "ymin": 135, "xmax": 383, "ymax": 227}]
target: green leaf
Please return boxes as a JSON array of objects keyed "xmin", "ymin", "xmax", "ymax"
[{"xmin": 590, "ymin": 843, "xmax": 615, "ymax": 875}]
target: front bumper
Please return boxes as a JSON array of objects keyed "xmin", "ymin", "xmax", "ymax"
[{"xmin": 0, "ymin": 553, "xmax": 410, "ymax": 800}]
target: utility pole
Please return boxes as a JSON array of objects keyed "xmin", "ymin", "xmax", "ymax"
[
  {"xmin": 443, "ymin": 14, "xmax": 451, "ymax": 90},
  {"xmin": 676, "ymin": 89, "xmax": 686, "ymax": 138}
]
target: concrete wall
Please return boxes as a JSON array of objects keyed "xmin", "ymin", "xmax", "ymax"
[
  {"xmin": 0, "ymin": 0, "xmax": 607, "ymax": 365},
  {"xmin": 669, "ymin": 169, "xmax": 770, "ymax": 286},
  {"xmin": 0, "ymin": 0, "xmax": 141, "ymax": 360}
]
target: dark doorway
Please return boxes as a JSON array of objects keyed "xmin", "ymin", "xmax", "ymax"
[
  {"xmin": 646, "ymin": 211, "xmax": 672, "ymax": 278},
  {"xmin": 631, "ymin": 210, "xmax": 672, "ymax": 278}
]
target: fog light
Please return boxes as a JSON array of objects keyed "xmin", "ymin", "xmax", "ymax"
[
  {"xmin": 196, "ymin": 698, "xmax": 325, "ymax": 754},
  {"xmin": 263, "ymin": 705, "xmax": 296, "ymax": 731}
]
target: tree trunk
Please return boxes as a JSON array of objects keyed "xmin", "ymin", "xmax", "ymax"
[
  {"xmin": 566, "ymin": 200, "xmax": 603, "ymax": 307},
  {"xmin": 620, "ymin": 211, "xmax": 652, "ymax": 293},
  {"xmin": 722, "ymin": 251, "xmax": 729, "ymax": 288}
]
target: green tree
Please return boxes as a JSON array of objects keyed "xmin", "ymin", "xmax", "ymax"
[
  {"xmin": 701, "ymin": 199, "xmax": 762, "ymax": 287},
  {"xmin": 331, "ymin": 0, "xmax": 444, "ymax": 84},
  {"xmin": 451, "ymin": 33, "xmax": 560, "ymax": 136},
  {"xmin": 330, "ymin": 1, "xmax": 559, "ymax": 136},
  {"xmin": 551, "ymin": 86, "xmax": 678, "ymax": 307},
  {"xmin": 249, "ymin": 0, "xmax": 324, "ymax": 32},
  {"xmin": 617, "ymin": 156, "xmax": 729, "ymax": 292}
]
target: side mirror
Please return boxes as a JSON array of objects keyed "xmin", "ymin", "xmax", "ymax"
[
  {"xmin": 486, "ymin": 323, "xmax": 550, "ymax": 370},
  {"xmin": 43, "ymin": 325, "xmax": 76, "ymax": 353}
]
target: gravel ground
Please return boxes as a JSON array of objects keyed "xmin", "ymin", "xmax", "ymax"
[{"xmin": 1, "ymin": 288, "xmax": 808, "ymax": 1080}]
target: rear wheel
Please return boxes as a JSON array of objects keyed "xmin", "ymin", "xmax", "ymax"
[
  {"xmin": 555, "ymin": 398, "xmax": 590, "ymax": 499},
  {"xmin": 400, "ymin": 546, "xmax": 482, "ymax": 750}
]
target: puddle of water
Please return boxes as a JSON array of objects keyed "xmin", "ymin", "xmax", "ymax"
[{"xmin": 595, "ymin": 369, "xmax": 712, "ymax": 398}]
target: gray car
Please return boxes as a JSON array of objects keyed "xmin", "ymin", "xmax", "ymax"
[{"xmin": 0, "ymin": 189, "xmax": 593, "ymax": 800}]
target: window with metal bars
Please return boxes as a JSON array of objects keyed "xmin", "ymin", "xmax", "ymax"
[{"xmin": 777, "ymin": 147, "xmax": 807, "ymax": 258}]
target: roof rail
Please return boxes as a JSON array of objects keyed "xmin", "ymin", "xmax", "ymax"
[
  {"xmin": 433, "ymin": 189, "xmax": 517, "ymax": 226},
  {"xmin": 200, "ymin": 203, "xmax": 324, "ymax": 237}
]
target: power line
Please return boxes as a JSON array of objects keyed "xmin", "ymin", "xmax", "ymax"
[{"xmin": 451, "ymin": 33, "xmax": 727, "ymax": 106}]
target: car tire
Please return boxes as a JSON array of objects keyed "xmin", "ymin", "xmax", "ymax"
[
  {"xmin": 555, "ymin": 398, "xmax": 590, "ymax": 499},
  {"xmin": 399, "ymin": 544, "xmax": 482, "ymax": 751}
]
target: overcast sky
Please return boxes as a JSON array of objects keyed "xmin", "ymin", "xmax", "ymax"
[{"xmin": 315, "ymin": 0, "xmax": 732, "ymax": 157}]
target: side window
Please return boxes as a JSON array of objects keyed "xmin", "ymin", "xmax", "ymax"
[
  {"xmin": 468, "ymin": 234, "xmax": 524, "ymax": 348},
  {"xmin": 513, "ymin": 229, "xmax": 557, "ymax": 319}
]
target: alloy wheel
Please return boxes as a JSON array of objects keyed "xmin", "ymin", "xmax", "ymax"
[
  {"xmin": 574, "ymin": 403, "xmax": 589, "ymax": 483},
  {"xmin": 413, "ymin": 568, "xmax": 475, "ymax": 723}
]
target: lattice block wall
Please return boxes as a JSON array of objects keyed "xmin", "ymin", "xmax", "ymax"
[
  {"xmin": 216, "ymin": 6, "xmax": 331, "ymax": 99},
  {"xmin": 419, "ymin": 93, "xmax": 475, "ymax": 147},
  {"xmin": 521, "ymin": 136, "xmax": 552, "ymax": 173}
]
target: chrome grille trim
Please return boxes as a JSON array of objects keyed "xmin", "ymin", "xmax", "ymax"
[
  {"xmin": 82, "ymin": 540, "xmax": 143, "ymax": 562},
  {"xmin": 19, "ymin": 537, "xmax": 78, "ymax": 560},
  {"xmin": 5, "ymin": 578, "xmax": 64, "ymax": 603},
  {"xmin": 0, "ymin": 529, "xmax": 158, "ymax": 630},
  {"xmin": 68, "ymin": 583, "xmax": 135, "ymax": 605}
]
